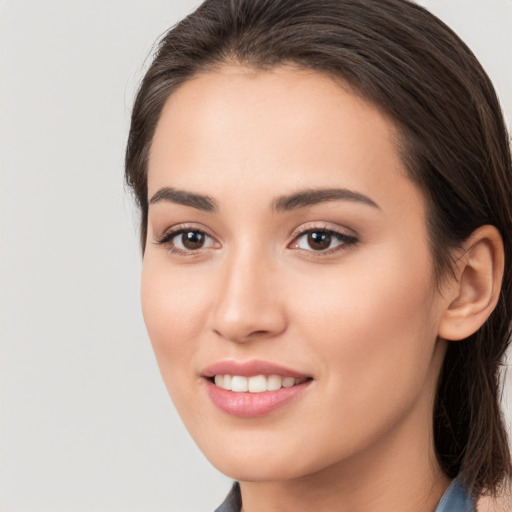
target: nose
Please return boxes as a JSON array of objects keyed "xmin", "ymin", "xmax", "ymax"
[{"xmin": 209, "ymin": 246, "xmax": 287, "ymax": 343}]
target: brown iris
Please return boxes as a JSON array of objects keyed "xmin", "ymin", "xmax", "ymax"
[
  {"xmin": 308, "ymin": 231, "xmax": 332, "ymax": 250},
  {"xmin": 181, "ymin": 230, "xmax": 206, "ymax": 250}
]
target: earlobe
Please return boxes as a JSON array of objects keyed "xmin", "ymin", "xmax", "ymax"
[{"xmin": 438, "ymin": 225, "xmax": 504, "ymax": 341}]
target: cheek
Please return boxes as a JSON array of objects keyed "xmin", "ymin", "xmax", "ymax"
[
  {"xmin": 140, "ymin": 256, "xmax": 213, "ymax": 390},
  {"xmin": 291, "ymin": 245, "xmax": 439, "ymax": 421}
]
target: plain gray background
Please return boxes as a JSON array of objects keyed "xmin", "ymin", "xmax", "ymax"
[{"xmin": 0, "ymin": 1, "xmax": 511, "ymax": 511}]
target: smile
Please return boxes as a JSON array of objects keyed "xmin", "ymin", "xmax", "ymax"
[
  {"xmin": 213, "ymin": 374, "xmax": 309, "ymax": 393},
  {"xmin": 204, "ymin": 378, "xmax": 312, "ymax": 417},
  {"xmin": 202, "ymin": 360, "xmax": 313, "ymax": 417}
]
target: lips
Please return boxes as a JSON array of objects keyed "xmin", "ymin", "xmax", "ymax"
[{"xmin": 201, "ymin": 360, "xmax": 313, "ymax": 417}]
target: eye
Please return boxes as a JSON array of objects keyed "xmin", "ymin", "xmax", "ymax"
[
  {"xmin": 156, "ymin": 227, "xmax": 218, "ymax": 255},
  {"xmin": 175, "ymin": 230, "xmax": 211, "ymax": 250},
  {"xmin": 291, "ymin": 228, "xmax": 358, "ymax": 254}
]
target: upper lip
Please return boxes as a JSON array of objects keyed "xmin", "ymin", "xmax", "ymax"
[{"xmin": 201, "ymin": 359, "xmax": 311, "ymax": 379}]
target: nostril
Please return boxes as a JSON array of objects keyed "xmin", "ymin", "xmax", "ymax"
[
  {"xmin": 213, "ymin": 328, "xmax": 277, "ymax": 343},
  {"xmin": 251, "ymin": 330, "xmax": 271, "ymax": 337}
]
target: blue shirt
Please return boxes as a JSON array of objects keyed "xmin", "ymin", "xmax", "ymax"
[{"xmin": 214, "ymin": 477, "xmax": 476, "ymax": 512}]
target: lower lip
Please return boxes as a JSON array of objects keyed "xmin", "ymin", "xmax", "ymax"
[{"xmin": 204, "ymin": 378, "xmax": 311, "ymax": 417}]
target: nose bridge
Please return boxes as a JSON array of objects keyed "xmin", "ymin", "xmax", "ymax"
[{"xmin": 210, "ymin": 239, "xmax": 285, "ymax": 342}]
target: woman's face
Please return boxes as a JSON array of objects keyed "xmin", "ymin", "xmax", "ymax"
[{"xmin": 142, "ymin": 65, "xmax": 449, "ymax": 482}]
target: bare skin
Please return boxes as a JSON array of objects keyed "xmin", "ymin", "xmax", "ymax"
[
  {"xmin": 141, "ymin": 65, "xmax": 504, "ymax": 512},
  {"xmin": 478, "ymin": 492, "xmax": 512, "ymax": 512}
]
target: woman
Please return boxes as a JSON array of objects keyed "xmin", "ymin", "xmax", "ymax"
[{"xmin": 125, "ymin": 0, "xmax": 512, "ymax": 510}]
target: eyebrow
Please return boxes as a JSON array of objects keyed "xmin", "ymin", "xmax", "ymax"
[
  {"xmin": 148, "ymin": 186, "xmax": 379, "ymax": 213},
  {"xmin": 272, "ymin": 188, "xmax": 379, "ymax": 211},
  {"xmin": 149, "ymin": 187, "xmax": 218, "ymax": 212}
]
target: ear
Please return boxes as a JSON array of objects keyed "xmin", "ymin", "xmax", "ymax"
[{"xmin": 438, "ymin": 225, "xmax": 504, "ymax": 341}]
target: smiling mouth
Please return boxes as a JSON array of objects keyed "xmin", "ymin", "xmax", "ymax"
[{"xmin": 210, "ymin": 374, "xmax": 311, "ymax": 393}]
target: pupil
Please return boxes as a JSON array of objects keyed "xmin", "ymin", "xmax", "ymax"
[
  {"xmin": 308, "ymin": 231, "xmax": 331, "ymax": 250},
  {"xmin": 182, "ymin": 231, "xmax": 204, "ymax": 250}
]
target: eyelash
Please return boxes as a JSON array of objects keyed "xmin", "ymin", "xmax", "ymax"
[
  {"xmin": 154, "ymin": 224, "xmax": 358, "ymax": 257},
  {"xmin": 290, "ymin": 227, "xmax": 358, "ymax": 257}
]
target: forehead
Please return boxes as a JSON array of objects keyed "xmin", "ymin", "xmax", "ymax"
[{"xmin": 147, "ymin": 64, "xmax": 423, "ymax": 218}]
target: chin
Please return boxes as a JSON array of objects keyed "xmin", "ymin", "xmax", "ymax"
[
  {"xmin": 212, "ymin": 456, "xmax": 306, "ymax": 483},
  {"xmin": 196, "ymin": 429, "xmax": 342, "ymax": 483}
]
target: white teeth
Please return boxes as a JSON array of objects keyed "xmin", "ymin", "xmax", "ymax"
[
  {"xmin": 223, "ymin": 374, "xmax": 232, "ymax": 390},
  {"xmin": 231, "ymin": 376, "xmax": 248, "ymax": 392},
  {"xmin": 282, "ymin": 377, "xmax": 296, "ymax": 388},
  {"xmin": 267, "ymin": 374, "xmax": 282, "ymax": 391},
  {"xmin": 248, "ymin": 375, "xmax": 267, "ymax": 393},
  {"xmin": 213, "ymin": 374, "xmax": 305, "ymax": 392}
]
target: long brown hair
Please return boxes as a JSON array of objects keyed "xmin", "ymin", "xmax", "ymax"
[{"xmin": 125, "ymin": 0, "xmax": 512, "ymax": 496}]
